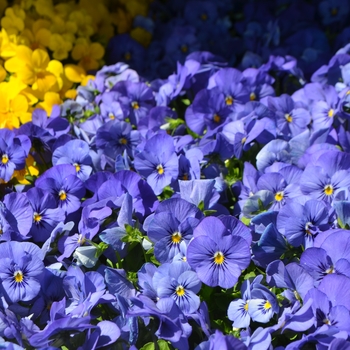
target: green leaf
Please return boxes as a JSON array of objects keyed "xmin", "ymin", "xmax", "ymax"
[
  {"xmin": 240, "ymin": 216, "xmax": 251, "ymax": 226},
  {"xmin": 95, "ymin": 242, "xmax": 109, "ymax": 258},
  {"xmin": 140, "ymin": 342, "xmax": 155, "ymax": 350},
  {"xmin": 198, "ymin": 200, "xmax": 205, "ymax": 212},
  {"xmin": 121, "ymin": 224, "xmax": 144, "ymax": 243},
  {"xmin": 157, "ymin": 339, "xmax": 171, "ymax": 350},
  {"xmin": 203, "ymin": 209, "xmax": 217, "ymax": 216}
]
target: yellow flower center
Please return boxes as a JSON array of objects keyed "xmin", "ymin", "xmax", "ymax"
[
  {"xmin": 119, "ymin": 138, "xmax": 128, "ymax": 145},
  {"xmin": 131, "ymin": 101, "xmax": 139, "ymax": 110},
  {"xmin": 14, "ymin": 270, "xmax": 24, "ymax": 283},
  {"xmin": 264, "ymin": 301, "xmax": 272, "ymax": 310},
  {"xmin": 171, "ymin": 231, "xmax": 182, "ymax": 244},
  {"xmin": 73, "ymin": 163, "xmax": 81, "ymax": 172},
  {"xmin": 77, "ymin": 234, "xmax": 86, "ymax": 245},
  {"xmin": 324, "ymin": 184, "xmax": 333, "ymax": 196},
  {"xmin": 181, "ymin": 45, "xmax": 188, "ymax": 53},
  {"xmin": 124, "ymin": 52, "xmax": 131, "ymax": 61},
  {"xmin": 323, "ymin": 318, "xmax": 331, "ymax": 325},
  {"xmin": 157, "ymin": 164, "xmax": 164, "ymax": 175},
  {"xmin": 275, "ymin": 191, "xmax": 284, "ymax": 202},
  {"xmin": 201, "ymin": 13, "xmax": 207, "ymax": 21},
  {"xmin": 59, "ymin": 190, "xmax": 67, "ymax": 201},
  {"xmin": 241, "ymin": 137, "xmax": 247, "ymax": 144},
  {"xmin": 176, "ymin": 285, "xmax": 185, "ymax": 296},
  {"xmin": 213, "ymin": 114, "xmax": 221, "ymax": 123},
  {"xmin": 305, "ymin": 222, "xmax": 312, "ymax": 235},
  {"xmin": 328, "ymin": 109, "xmax": 334, "ymax": 118},
  {"xmin": 33, "ymin": 212, "xmax": 42, "ymax": 222},
  {"xmin": 331, "ymin": 7, "xmax": 338, "ymax": 16},
  {"xmin": 1, "ymin": 154, "xmax": 9, "ymax": 164},
  {"xmin": 109, "ymin": 114, "xmax": 115, "ymax": 120},
  {"xmin": 326, "ymin": 266, "xmax": 334, "ymax": 274},
  {"xmin": 244, "ymin": 302, "xmax": 249, "ymax": 311},
  {"xmin": 285, "ymin": 114, "xmax": 293, "ymax": 123},
  {"xmin": 213, "ymin": 251, "xmax": 225, "ymax": 265},
  {"xmin": 225, "ymin": 96, "xmax": 233, "ymax": 105},
  {"xmin": 182, "ymin": 173, "xmax": 189, "ymax": 180},
  {"xmin": 250, "ymin": 92, "xmax": 256, "ymax": 101}
]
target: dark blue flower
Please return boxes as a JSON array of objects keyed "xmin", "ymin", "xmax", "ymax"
[
  {"xmin": 0, "ymin": 242, "xmax": 44, "ymax": 303},
  {"xmin": 187, "ymin": 216, "xmax": 251, "ymax": 288},
  {"xmin": 134, "ymin": 133, "xmax": 178, "ymax": 195}
]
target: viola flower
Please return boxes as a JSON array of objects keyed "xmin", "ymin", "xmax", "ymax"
[
  {"xmin": 266, "ymin": 261, "xmax": 314, "ymax": 301},
  {"xmin": 310, "ymin": 85, "xmax": 339, "ymax": 131},
  {"xmin": 26, "ymin": 187, "xmax": 65, "ymax": 243},
  {"xmin": 305, "ymin": 288, "xmax": 350, "ymax": 333},
  {"xmin": 134, "ymin": 133, "xmax": 179, "ymax": 195},
  {"xmin": 268, "ymin": 94, "xmax": 310, "ymax": 139},
  {"xmin": 207, "ymin": 67, "xmax": 250, "ymax": 109},
  {"xmin": 99, "ymin": 92, "xmax": 126, "ymax": 122},
  {"xmin": 187, "ymin": 216, "xmax": 251, "ymax": 289},
  {"xmin": 0, "ymin": 129, "xmax": 30, "ymax": 182},
  {"xmin": 185, "ymin": 87, "xmax": 232, "ymax": 136},
  {"xmin": 95, "ymin": 120, "xmax": 140, "ymax": 159},
  {"xmin": 112, "ymin": 80, "xmax": 155, "ymax": 126},
  {"xmin": 146, "ymin": 198, "xmax": 203, "ymax": 263},
  {"xmin": 256, "ymin": 167, "xmax": 303, "ymax": 210},
  {"xmin": 277, "ymin": 199, "xmax": 331, "ymax": 248},
  {"xmin": 35, "ymin": 164, "xmax": 86, "ymax": 215},
  {"xmin": 155, "ymin": 261, "xmax": 202, "ymax": 315},
  {"xmin": 52, "ymin": 139, "xmax": 93, "ymax": 181},
  {"xmin": 300, "ymin": 150, "xmax": 350, "ymax": 203},
  {"xmin": 1, "ymin": 192, "xmax": 33, "ymax": 241},
  {"xmin": 0, "ymin": 241, "xmax": 45, "ymax": 303},
  {"xmin": 107, "ymin": 34, "xmax": 146, "ymax": 73}
]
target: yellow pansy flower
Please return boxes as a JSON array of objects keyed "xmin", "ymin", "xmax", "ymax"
[
  {"xmin": 64, "ymin": 63, "xmax": 95, "ymax": 86},
  {"xmin": 12, "ymin": 154, "xmax": 40, "ymax": 185},
  {"xmin": 72, "ymin": 41, "xmax": 105, "ymax": 71},
  {"xmin": 34, "ymin": 0, "xmax": 55, "ymax": 18},
  {"xmin": 49, "ymin": 33, "xmax": 73, "ymax": 60},
  {"xmin": 131, "ymin": 27, "xmax": 152, "ymax": 47},
  {"xmin": 1, "ymin": 6, "xmax": 26, "ymax": 36},
  {"xmin": 0, "ymin": 0, "xmax": 7, "ymax": 17},
  {"xmin": 69, "ymin": 10, "xmax": 94, "ymax": 38},
  {"xmin": 5, "ymin": 46, "xmax": 62, "ymax": 93},
  {"xmin": 0, "ymin": 78, "xmax": 31, "ymax": 129},
  {"xmin": 37, "ymin": 91, "xmax": 62, "ymax": 115},
  {"xmin": 0, "ymin": 28, "xmax": 17, "ymax": 59},
  {"xmin": 111, "ymin": 8, "xmax": 132, "ymax": 34}
]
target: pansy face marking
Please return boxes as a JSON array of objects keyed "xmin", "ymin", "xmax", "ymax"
[
  {"xmin": 33, "ymin": 212, "xmax": 42, "ymax": 223},
  {"xmin": 14, "ymin": 270, "xmax": 24, "ymax": 283},
  {"xmin": 275, "ymin": 191, "xmax": 284, "ymax": 202},
  {"xmin": 214, "ymin": 251, "xmax": 225, "ymax": 265},
  {"xmin": 131, "ymin": 101, "xmax": 139, "ymax": 110},
  {"xmin": 59, "ymin": 189, "xmax": 67, "ymax": 201},
  {"xmin": 324, "ymin": 184, "xmax": 333, "ymax": 196},
  {"xmin": 175, "ymin": 285, "xmax": 185, "ymax": 297},
  {"xmin": 285, "ymin": 113, "xmax": 293, "ymax": 123},
  {"xmin": 225, "ymin": 95, "xmax": 233, "ymax": 105},
  {"xmin": 171, "ymin": 231, "xmax": 182, "ymax": 244},
  {"xmin": 1, "ymin": 154, "xmax": 9, "ymax": 164},
  {"xmin": 156, "ymin": 164, "xmax": 164, "ymax": 175},
  {"xmin": 73, "ymin": 163, "xmax": 81, "ymax": 172},
  {"xmin": 213, "ymin": 114, "xmax": 221, "ymax": 123}
]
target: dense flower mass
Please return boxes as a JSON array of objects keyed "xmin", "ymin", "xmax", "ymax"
[{"xmin": 4, "ymin": 0, "xmax": 350, "ymax": 349}]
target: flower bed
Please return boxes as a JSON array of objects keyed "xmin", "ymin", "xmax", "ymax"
[{"xmin": 2, "ymin": 0, "xmax": 350, "ymax": 349}]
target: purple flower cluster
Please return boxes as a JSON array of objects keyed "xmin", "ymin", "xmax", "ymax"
[{"xmin": 3, "ymin": 0, "xmax": 350, "ymax": 349}]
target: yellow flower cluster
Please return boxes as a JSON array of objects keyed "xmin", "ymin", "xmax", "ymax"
[{"xmin": 0, "ymin": 0, "xmax": 153, "ymax": 129}]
